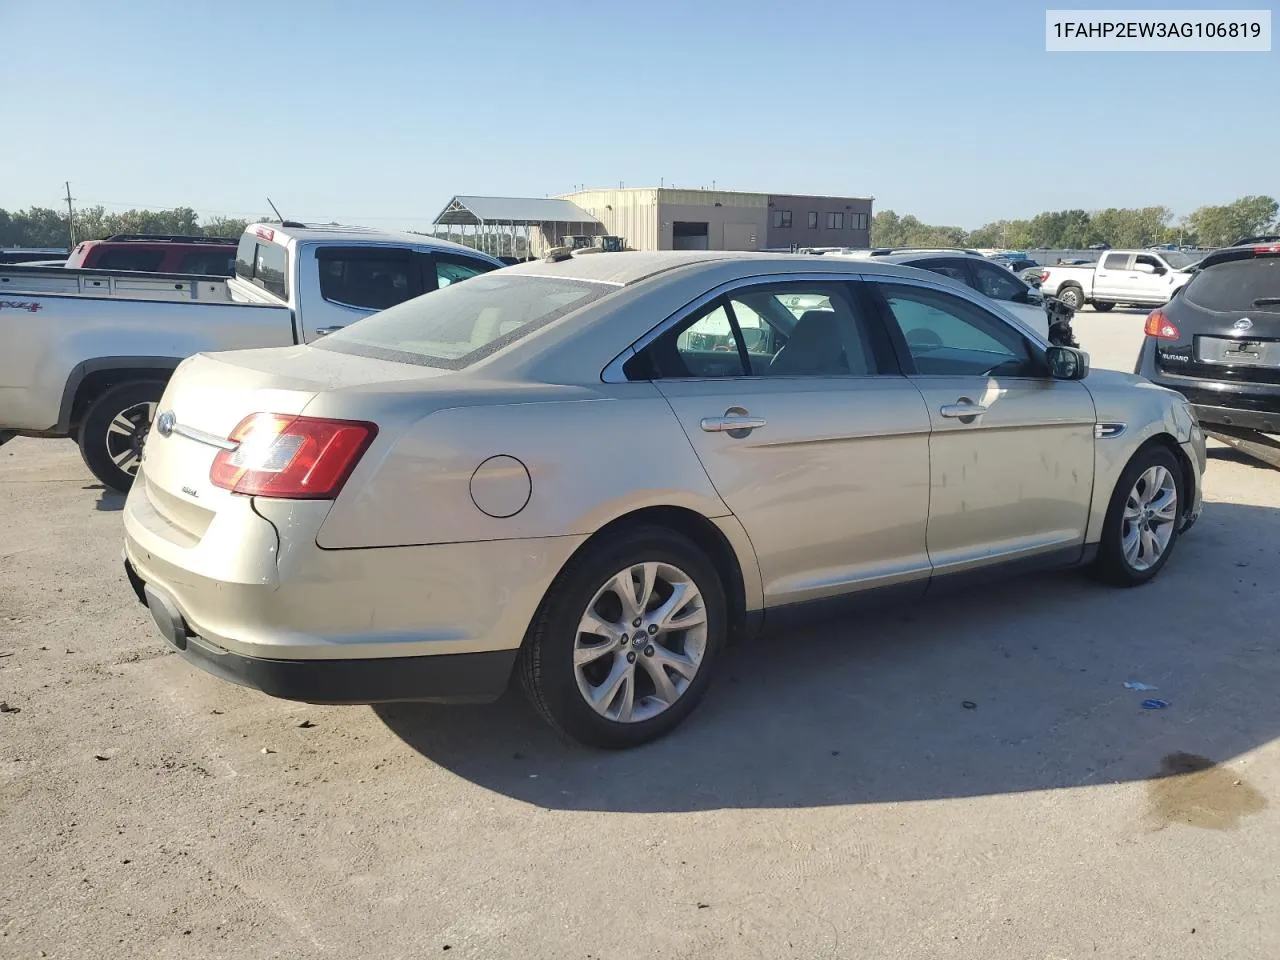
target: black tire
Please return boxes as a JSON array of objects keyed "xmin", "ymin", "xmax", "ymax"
[
  {"xmin": 1057, "ymin": 285, "xmax": 1084, "ymax": 311},
  {"xmin": 1092, "ymin": 301, "xmax": 1115, "ymax": 312},
  {"xmin": 76, "ymin": 381, "xmax": 165, "ymax": 493},
  {"xmin": 519, "ymin": 525, "xmax": 728, "ymax": 749},
  {"xmin": 1090, "ymin": 445, "xmax": 1184, "ymax": 587}
]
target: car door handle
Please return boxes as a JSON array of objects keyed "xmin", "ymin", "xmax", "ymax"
[
  {"xmin": 700, "ymin": 415, "xmax": 767, "ymax": 433},
  {"xmin": 940, "ymin": 401, "xmax": 987, "ymax": 419},
  {"xmin": 313, "ymin": 325, "xmax": 346, "ymax": 337}
]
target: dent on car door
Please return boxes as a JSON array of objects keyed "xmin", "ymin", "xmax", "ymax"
[
  {"xmin": 626, "ymin": 279, "xmax": 934, "ymax": 606},
  {"xmin": 872, "ymin": 281, "xmax": 1095, "ymax": 575}
]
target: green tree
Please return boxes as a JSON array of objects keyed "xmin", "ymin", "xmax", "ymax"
[{"xmin": 1187, "ymin": 195, "xmax": 1278, "ymax": 247}]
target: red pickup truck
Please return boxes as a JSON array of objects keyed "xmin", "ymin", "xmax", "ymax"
[{"xmin": 65, "ymin": 234, "xmax": 237, "ymax": 275}]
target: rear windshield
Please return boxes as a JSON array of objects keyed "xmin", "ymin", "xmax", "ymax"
[
  {"xmin": 313, "ymin": 273, "xmax": 614, "ymax": 369},
  {"xmin": 1184, "ymin": 256, "xmax": 1280, "ymax": 315},
  {"xmin": 234, "ymin": 232, "xmax": 289, "ymax": 300}
]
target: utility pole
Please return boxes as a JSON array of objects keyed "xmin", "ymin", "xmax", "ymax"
[{"xmin": 64, "ymin": 181, "xmax": 76, "ymax": 249}]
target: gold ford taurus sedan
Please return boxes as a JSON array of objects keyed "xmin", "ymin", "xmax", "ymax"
[{"xmin": 123, "ymin": 252, "xmax": 1205, "ymax": 748}]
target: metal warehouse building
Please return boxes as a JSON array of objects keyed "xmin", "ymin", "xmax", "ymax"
[{"xmin": 559, "ymin": 187, "xmax": 873, "ymax": 252}]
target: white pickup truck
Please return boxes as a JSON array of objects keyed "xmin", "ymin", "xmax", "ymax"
[
  {"xmin": 1037, "ymin": 249, "xmax": 1199, "ymax": 312},
  {"xmin": 0, "ymin": 223, "xmax": 501, "ymax": 491}
]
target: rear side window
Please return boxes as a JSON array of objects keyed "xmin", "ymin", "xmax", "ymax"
[
  {"xmin": 235, "ymin": 233, "xmax": 289, "ymax": 300},
  {"xmin": 177, "ymin": 249, "xmax": 236, "ymax": 275},
  {"xmin": 435, "ymin": 256, "xmax": 494, "ymax": 289},
  {"xmin": 314, "ymin": 273, "xmax": 611, "ymax": 369},
  {"xmin": 319, "ymin": 254, "xmax": 417, "ymax": 311},
  {"xmin": 1103, "ymin": 253, "xmax": 1130, "ymax": 270},
  {"xmin": 95, "ymin": 248, "xmax": 165, "ymax": 272},
  {"xmin": 1184, "ymin": 257, "xmax": 1280, "ymax": 315}
]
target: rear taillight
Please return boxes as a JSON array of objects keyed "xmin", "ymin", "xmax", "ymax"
[
  {"xmin": 1040, "ymin": 269, "xmax": 1050, "ymax": 283},
  {"xmin": 1253, "ymin": 243, "xmax": 1280, "ymax": 254},
  {"xmin": 1144, "ymin": 309, "xmax": 1180, "ymax": 340},
  {"xmin": 210, "ymin": 413, "xmax": 377, "ymax": 499}
]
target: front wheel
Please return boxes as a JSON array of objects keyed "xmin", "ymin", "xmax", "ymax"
[
  {"xmin": 77, "ymin": 381, "xmax": 165, "ymax": 493},
  {"xmin": 519, "ymin": 526, "xmax": 727, "ymax": 748},
  {"xmin": 1092, "ymin": 301, "xmax": 1115, "ymax": 312},
  {"xmin": 1090, "ymin": 446, "xmax": 1183, "ymax": 586}
]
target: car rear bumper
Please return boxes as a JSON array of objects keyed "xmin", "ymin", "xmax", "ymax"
[
  {"xmin": 1137, "ymin": 338, "xmax": 1280, "ymax": 435},
  {"xmin": 122, "ymin": 466, "xmax": 588, "ymax": 703},
  {"xmin": 124, "ymin": 557, "xmax": 516, "ymax": 703}
]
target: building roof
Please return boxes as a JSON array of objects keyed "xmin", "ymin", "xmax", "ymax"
[{"xmin": 433, "ymin": 196, "xmax": 601, "ymax": 227}]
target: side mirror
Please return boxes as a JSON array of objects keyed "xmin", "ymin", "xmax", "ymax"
[
  {"xmin": 1133, "ymin": 262, "xmax": 1157, "ymax": 275},
  {"xmin": 1046, "ymin": 345, "xmax": 1089, "ymax": 380}
]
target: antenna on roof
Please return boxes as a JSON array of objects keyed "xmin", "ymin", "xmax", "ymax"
[{"xmin": 266, "ymin": 196, "xmax": 286, "ymax": 223}]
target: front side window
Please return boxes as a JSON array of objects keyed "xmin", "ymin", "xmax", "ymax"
[
  {"xmin": 319, "ymin": 254, "xmax": 416, "ymax": 311},
  {"xmin": 315, "ymin": 273, "xmax": 611, "ymax": 369},
  {"xmin": 628, "ymin": 282, "xmax": 885, "ymax": 380},
  {"xmin": 1133, "ymin": 254, "xmax": 1165, "ymax": 273},
  {"xmin": 876, "ymin": 283, "xmax": 1043, "ymax": 378},
  {"xmin": 972, "ymin": 261, "xmax": 1027, "ymax": 301}
]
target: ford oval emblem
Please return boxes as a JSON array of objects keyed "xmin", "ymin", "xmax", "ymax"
[
  {"xmin": 156, "ymin": 411, "xmax": 176, "ymax": 437},
  {"xmin": 1233, "ymin": 317, "xmax": 1254, "ymax": 332}
]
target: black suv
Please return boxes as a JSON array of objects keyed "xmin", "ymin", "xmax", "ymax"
[{"xmin": 1136, "ymin": 240, "xmax": 1280, "ymax": 468}]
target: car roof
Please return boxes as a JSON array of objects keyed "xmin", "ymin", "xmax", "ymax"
[
  {"xmin": 245, "ymin": 222, "xmax": 501, "ymax": 262},
  {"xmin": 868, "ymin": 251, "xmax": 988, "ymax": 266},
  {"xmin": 500, "ymin": 250, "xmax": 966, "ymax": 286}
]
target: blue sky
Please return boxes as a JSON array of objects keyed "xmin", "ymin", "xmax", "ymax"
[{"xmin": 2, "ymin": 0, "xmax": 1275, "ymax": 228}]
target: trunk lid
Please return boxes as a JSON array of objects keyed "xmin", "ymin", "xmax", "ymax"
[{"xmin": 138, "ymin": 345, "xmax": 439, "ymax": 539}]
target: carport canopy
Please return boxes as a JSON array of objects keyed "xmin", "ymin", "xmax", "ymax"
[{"xmin": 433, "ymin": 195, "xmax": 601, "ymax": 228}]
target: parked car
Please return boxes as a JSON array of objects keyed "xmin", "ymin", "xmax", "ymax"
[
  {"xmin": 122, "ymin": 251, "xmax": 1204, "ymax": 748},
  {"xmin": 1135, "ymin": 239, "xmax": 1280, "ymax": 469},
  {"xmin": 65, "ymin": 234, "xmax": 240, "ymax": 276},
  {"xmin": 0, "ymin": 247, "xmax": 68, "ymax": 265},
  {"xmin": 0, "ymin": 223, "xmax": 501, "ymax": 491},
  {"xmin": 1039, "ymin": 250, "xmax": 1198, "ymax": 312},
  {"xmin": 866, "ymin": 251, "xmax": 1057, "ymax": 339}
]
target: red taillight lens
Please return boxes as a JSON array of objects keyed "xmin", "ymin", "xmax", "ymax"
[
  {"xmin": 1253, "ymin": 243, "xmax": 1280, "ymax": 254},
  {"xmin": 210, "ymin": 413, "xmax": 377, "ymax": 499},
  {"xmin": 1144, "ymin": 309, "xmax": 1180, "ymax": 340},
  {"xmin": 1040, "ymin": 269, "xmax": 1050, "ymax": 283}
]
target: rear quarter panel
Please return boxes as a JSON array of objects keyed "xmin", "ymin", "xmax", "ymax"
[{"xmin": 313, "ymin": 383, "xmax": 734, "ymax": 550}]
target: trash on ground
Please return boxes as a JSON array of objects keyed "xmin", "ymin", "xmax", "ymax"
[
  {"xmin": 1123, "ymin": 681, "xmax": 1158, "ymax": 691},
  {"xmin": 0, "ymin": 701, "xmax": 20, "ymax": 713},
  {"xmin": 1141, "ymin": 699, "xmax": 1170, "ymax": 710},
  {"xmin": 295, "ymin": 719, "xmax": 315, "ymax": 728}
]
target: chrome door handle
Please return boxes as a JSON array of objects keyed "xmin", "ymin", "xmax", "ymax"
[
  {"xmin": 700, "ymin": 416, "xmax": 767, "ymax": 433},
  {"xmin": 940, "ymin": 401, "xmax": 987, "ymax": 419},
  {"xmin": 314, "ymin": 325, "xmax": 346, "ymax": 337}
]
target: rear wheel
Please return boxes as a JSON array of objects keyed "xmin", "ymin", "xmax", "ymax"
[
  {"xmin": 1057, "ymin": 285, "xmax": 1084, "ymax": 311},
  {"xmin": 519, "ymin": 526, "xmax": 727, "ymax": 748},
  {"xmin": 1092, "ymin": 300, "xmax": 1115, "ymax": 312},
  {"xmin": 77, "ymin": 381, "xmax": 164, "ymax": 493},
  {"xmin": 1090, "ymin": 446, "xmax": 1183, "ymax": 586}
]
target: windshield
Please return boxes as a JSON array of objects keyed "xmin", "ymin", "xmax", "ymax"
[{"xmin": 313, "ymin": 273, "xmax": 614, "ymax": 369}]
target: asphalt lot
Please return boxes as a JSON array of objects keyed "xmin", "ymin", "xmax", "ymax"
[{"xmin": 2, "ymin": 307, "xmax": 1278, "ymax": 959}]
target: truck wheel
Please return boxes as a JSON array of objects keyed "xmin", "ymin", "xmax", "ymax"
[
  {"xmin": 77, "ymin": 381, "xmax": 165, "ymax": 493},
  {"xmin": 1092, "ymin": 301, "xmax": 1115, "ymax": 312},
  {"xmin": 1057, "ymin": 285, "xmax": 1084, "ymax": 311}
]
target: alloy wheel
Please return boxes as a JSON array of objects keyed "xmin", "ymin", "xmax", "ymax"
[
  {"xmin": 105, "ymin": 401, "xmax": 156, "ymax": 478},
  {"xmin": 573, "ymin": 561, "xmax": 708, "ymax": 724},
  {"xmin": 1121, "ymin": 464, "xmax": 1177, "ymax": 571}
]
